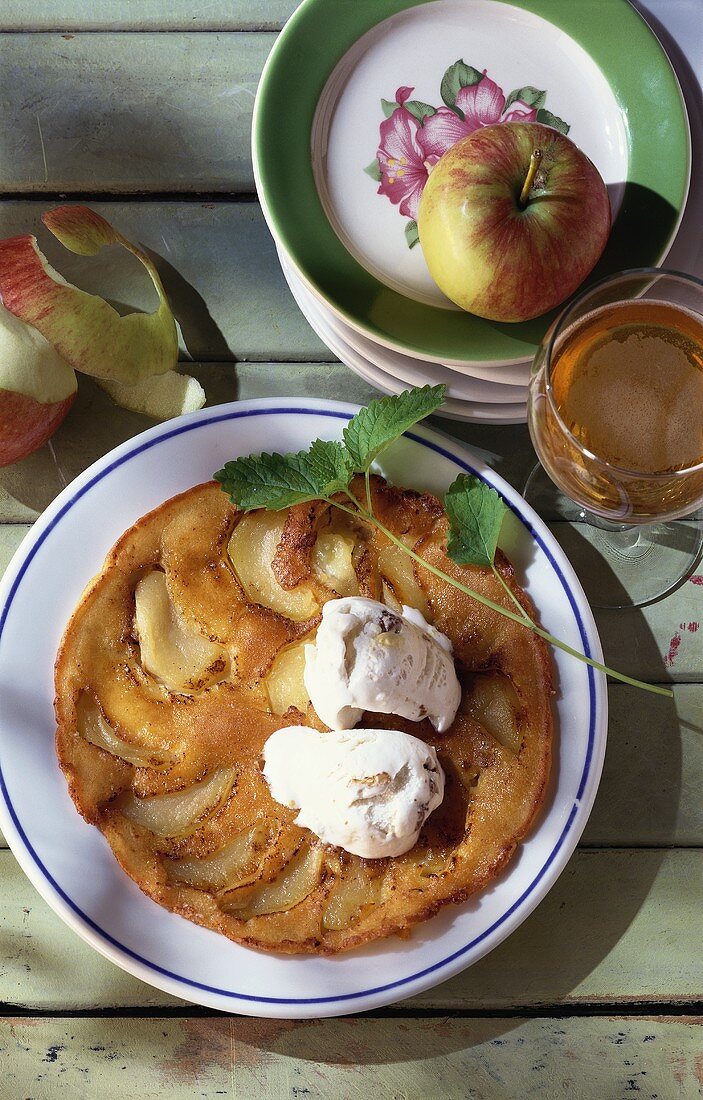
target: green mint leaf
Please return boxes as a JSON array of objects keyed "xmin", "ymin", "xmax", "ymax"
[
  {"xmin": 343, "ymin": 385, "xmax": 446, "ymax": 473},
  {"xmin": 536, "ymin": 107, "xmax": 570, "ymax": 135},
  {"xmin": 445, "ymin": 473, "xmax": 508, "ymax": 568},
  {"xmin": 404, "ymin": 100, "xmax": 437, "ymax": 123},
  {"xmin": 214, "ymin": 426, "xmax": 672, "ymax": 699},
  {"xmin": 404, "ymin": 219, "xmax": 420, "ymax": 249},
  {"xmin": 364, "ymin": 158, "xmax": 382, "ymax": 181},
  {"xmin": 305, "ymin": 438, "xmax": 354, "ymax": 493},
  {"xmin": 381, "ymin": 98, "xmax": 399, "ymax": 118},
  {"xmin": 504, "ymin": 86, "xmax": 547, "ymax": 112},
  {"xmin": 440, "ymin": 60, "xmax": 483, "ymax": 116},
  {"xmin": 214, "ymin": 439, "xmax": 352, "ymax": 511}
]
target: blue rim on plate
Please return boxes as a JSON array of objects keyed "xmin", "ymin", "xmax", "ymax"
[{"xmin": 0, "ymin": 401, "xmax": 607, "ymax": 1016}]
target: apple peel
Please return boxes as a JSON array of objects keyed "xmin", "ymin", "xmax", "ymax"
[
  {"xmin": 0, "ymin": 206, "xmax": 178, "ymax": 386},
  {"xmin": 98, "ymin": 371, "xmax": 205, "ymax": 421}
]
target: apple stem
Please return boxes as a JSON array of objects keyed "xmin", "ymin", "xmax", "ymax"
[{"xmin": 519, "ymin": 149, "xmax": 542, "ymax": 206}]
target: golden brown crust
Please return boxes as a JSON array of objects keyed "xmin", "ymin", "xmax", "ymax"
[
  {"xmin": 271, "ymin": 499, "xmax": 329, "ymax": 589},
  {"xmin": 54, "ymin": 478, "xmax": 553, "ymax": 954}
]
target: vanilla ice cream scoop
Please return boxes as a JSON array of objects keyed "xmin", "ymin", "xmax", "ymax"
[
  {"xmin": 262, "ymin": 725, "xmax": 444, "ymax": 858},
  {"xmin": 304, "ymin": 597, "xmax": 461, "ymax": 733}
]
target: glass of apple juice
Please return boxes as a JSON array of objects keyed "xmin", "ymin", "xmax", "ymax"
[{"xmin": 526, "ymin": 268, "xmax": 703, "ymax": 607}]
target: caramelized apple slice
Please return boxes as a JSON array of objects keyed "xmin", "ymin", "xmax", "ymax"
[
  {"xmin": 120, "ymin": 767, "xmax": 235, "ymax": 837},
  {"xmin": 222, "ymin": 843, "xmax": 323, "ymax": 918},
  {"xmin": 134, "ymin": 570, "xmax": 228, "ymax": 693},
  {"xmin": 228, "ymin": 511, "xmax": 318, "ymax": 622},
  {"xmin": 464, "ymin": 672, "xmax": 525, "ymax": 754},
  {"xmin": 312, "ymin": 532, "xmax": 359, "ymax": 596},
  {"xmin": 378, "ymin": 543, "xmax": 429, "ymax": 618},
  {"xmin": 166, "ymin": 824, "xmax": 271, "ymax": 889},
  {"xmin": 265, "ymin": 637, "xmax": 311, "ymax": 716},
  {"xmin": 77, "ymin": 693, "xmax": 174, "ymax": 769},
  {"xmin": 322, "ymin": 864, "xmax": 385, "ymax": 930},
  {"xmin": 401, "ymin": 845, "xmax": 452, "ymax": 877}
]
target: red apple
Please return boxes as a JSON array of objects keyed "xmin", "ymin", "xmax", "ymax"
[
  {"xmin": 417, "ymin": 122, "xmax": 611, "ymax": 322},
  {"xmin": 0, "ymin": 302, "xmax": 76, "ymax": 466}
]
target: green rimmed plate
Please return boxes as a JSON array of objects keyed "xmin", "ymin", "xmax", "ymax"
[{"xmin": 253, "ymin": 0, "xmax": 690, "ymax": 367}]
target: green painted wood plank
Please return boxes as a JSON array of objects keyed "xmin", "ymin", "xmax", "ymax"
[
  {"xmin": 0, "ymin": 203, "xmax": 328, "ymax": 361},
  {"xmin": 1, "ymin": 1015, "xmax": 702, "ymax": 1099},
  {"xmin": 0, "ymin": 358, "xmax": 532, "ymax": 527},
  {"xmin": 0, "ymin": 525, "xmax": 30, "ymax": 573},
  {"xmin": 0, "ymin": 34, "xmax": 273, "ymax": 192},
  {"xmin": 1, "ymin": 682, "xmax": 699, "ymax": 850},
  {"xmin": 594, "ymin": 582, "xmax": 703, "ymax": 684},
  {"xmin": 0, "ymin": 364, "xmax": 372, "ymax": 522},
  {"xmin": 0, "ymin": 1, "xmax": 297, "ymax": 31},
  {"xmin": 580, "ymin": 684, "xmax": 703, "ymax": 846},
  {"xmin": 0, "ymin": 849, "xmax": 701, "ymax": 1011}
]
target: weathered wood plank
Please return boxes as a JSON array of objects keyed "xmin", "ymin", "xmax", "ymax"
[
  {"xmin": 580, "ymin": 684, "xmax": 702, "ymax": 845},
  {"xmin": 0, "ymin": 358, "xmax": 536, "ymax": 527},
  {"xmin": 0, "ymin": 203, "xmax": 328, "ymax": 361},
  {"xmin": 0, "ymin": 683, "xmax": 699, "ymax": 850},
  {"xmin": 2, "ymin": 1015, "xmax": 702, "ymax": 1099},
  {"xmin": 592, "ymin": 572, "xmax": 703, "ymax": 683},
  {"xmin": 0, "ymin": 1, "xmax": 297, "ymax": 31},
  {"xmin": 1, "ymin": 849, "xmax": 701, "ymax": 1011},
  {"xmin": 0, "ymin": 524, "xmax": 30, "ymax": 574},
  {"xmin": 0, "ymin": 34, "xmax": 272, "ymax": 192},
  {"xmin": 0, "ymin": 364, "xmax": 372, "ymax": 522}
]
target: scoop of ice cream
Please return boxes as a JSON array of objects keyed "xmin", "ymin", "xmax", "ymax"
[
  {"xmin": 262, "ymin": 725, "xmax": 445, "ymax": 858},
  {"xmin": 304, "ymin": 597, "xmax": 461, "ymax": 733}
]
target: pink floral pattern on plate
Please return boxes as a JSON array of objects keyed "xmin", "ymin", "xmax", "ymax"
[{"xmin": 364, "ymin": 61, "xmax": 570, "ymax": 248}]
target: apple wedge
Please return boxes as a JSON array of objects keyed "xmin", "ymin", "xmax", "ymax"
[
  {"xmin": 0, "ymin": 206, "xmax": 178, "ymax": 386},
  {"xmin": 0, "ymin": 301, "xmax": 76, "ymax": 466}
]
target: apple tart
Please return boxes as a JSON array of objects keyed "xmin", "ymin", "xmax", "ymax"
[{"xmin": 55, "ymin": 476, "xmax": 552, "ymax": 954}]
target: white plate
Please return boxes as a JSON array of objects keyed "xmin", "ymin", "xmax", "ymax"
[
  {"xmin": 0, "ymin": 400, "xmax": 607, "ymax": 1018},
  {"xmin": 281, "ymin": 252, "xmax": 528, "ymax": 424},
  {"xmin": 255, "ymin": 0, "xmax": 689, "ymax": 369},
  {"xmin": 281, "ymin": 252, "xmax": 530, "ymax": 396},
  {"xmin": 313, "ymin": 0, "xmax": 628, "ymax": 312}
]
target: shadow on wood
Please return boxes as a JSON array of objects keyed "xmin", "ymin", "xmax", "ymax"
[
  {"xmin": 0, "ymin": 369, "xmax": 237, "ymax": 516},
  {"xmin": 143, "ymin": 246, "xmax": 234, "ymax": 362}
]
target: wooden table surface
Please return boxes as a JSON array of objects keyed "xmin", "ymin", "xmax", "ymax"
[{"xmin": 0, "ymin": 1, "xmax": 702, "ymax": 1097}]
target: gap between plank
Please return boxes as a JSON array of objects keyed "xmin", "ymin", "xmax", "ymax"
[
  {"xmin": 0, "ymin": 26, "xmax": 285, "ymax": 34},
  {"xmin": 0, "ymin": 191, "xmax": 259, "ymax": 202},
  {"xmin": 0, "ymin": 1001, "xmax": 701, "ymax": 1020}
]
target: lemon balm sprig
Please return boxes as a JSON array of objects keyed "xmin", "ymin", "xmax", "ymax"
[{"xmin": 214, "ymin": 385, "xmax": 672, "ymax": 699}]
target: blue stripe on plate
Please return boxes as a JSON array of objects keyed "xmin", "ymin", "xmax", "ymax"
[{"xmin": 0, "ymin": 406, "xmax": 596, "ymax": 1005}]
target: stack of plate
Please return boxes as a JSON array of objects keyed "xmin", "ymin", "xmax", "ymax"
[{"xmin": 253, "ymin": 0, "xmax": 689, "ymax": 423}]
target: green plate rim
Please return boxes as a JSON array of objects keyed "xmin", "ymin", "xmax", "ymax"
[{"xmin": 253, "ymin": 0, "xmax": 691, "ymax": 365}]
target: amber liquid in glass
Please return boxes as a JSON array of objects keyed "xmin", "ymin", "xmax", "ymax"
[
  {"xmin": 545, "ymin": 300, "xmax": 703, "ymax": 518},
  {"xmin": 551, "ymin": 300, "xmax": 703, "ymax": 472}
]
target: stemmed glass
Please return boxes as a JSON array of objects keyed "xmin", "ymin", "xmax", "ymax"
[{"xmin": 525, "ymin": 269, "xmax": 703, "ymax": 608}]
